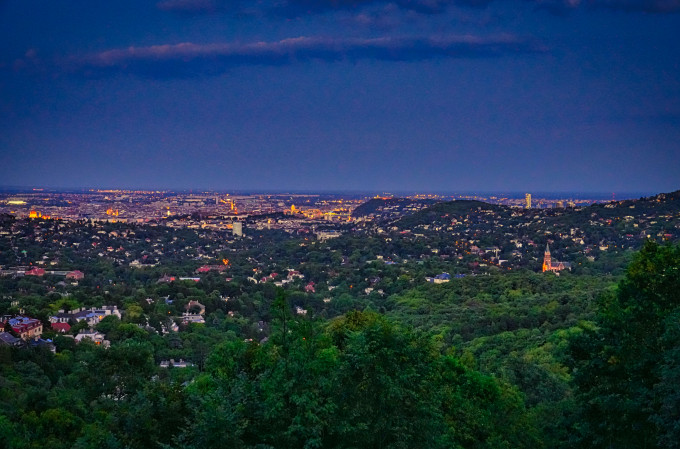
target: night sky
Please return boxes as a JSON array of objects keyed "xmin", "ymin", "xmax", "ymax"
[{"xmin": 1, "ymin": 0, "xmax": 678, "ymax": 193}]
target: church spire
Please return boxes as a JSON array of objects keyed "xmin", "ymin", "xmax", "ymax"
[{"xmin": 542, "ymin": 244, "xmax": 552, "ymax": 272}]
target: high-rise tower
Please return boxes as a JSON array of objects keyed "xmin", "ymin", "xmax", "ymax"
[
  {"xmin": 525, "ymin": 193, "xmax": 532, "ymax": 209},
  {"xmin": 232, "ymin": 221, "xmax": 243, "ymax": 237}
]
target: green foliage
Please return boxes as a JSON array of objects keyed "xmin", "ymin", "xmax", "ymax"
[
  {"xmin": 1, "ymin": 195, "xmax": 678, "ymax": 449},
  {"xmin": 569, "ymin": 242, "xmax": 680, "ymax": 449},
  {"xmin": 177, "ymin": 309, "xmax": 538, "ymax": 449}
]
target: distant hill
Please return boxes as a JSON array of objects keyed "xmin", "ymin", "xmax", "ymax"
[
  {"xmin": 351, "ymin": 198, "xmax": 438, "ymax": 218},
  {"xmin": 582, "ymin": 190, "xmax": 680, "ymax": 216},
  {"xmin": 393, "ymin": 190, "xmax": 680, "ymax": 229},
  {"xmin": 395, "ymin": 200, "xmax": 506, "ymax": 228}
]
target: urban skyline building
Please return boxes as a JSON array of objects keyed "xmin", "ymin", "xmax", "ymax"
[{"xmin": 232, "ymin": 221, "xmax": 243, "ymax": 237}]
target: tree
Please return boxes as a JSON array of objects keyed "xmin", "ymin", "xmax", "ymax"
[
  {"xmin": 569, "ymin": 242, "xmax": 680, "ymax": 449},
  {"xmin": 327, "ymin": 311, "xmax": 446, "ymax": 449}
]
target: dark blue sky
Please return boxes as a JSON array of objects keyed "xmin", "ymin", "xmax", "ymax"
[{"xmin": 1, "ymin": 0, "xmax": 678, "ymax": 193}]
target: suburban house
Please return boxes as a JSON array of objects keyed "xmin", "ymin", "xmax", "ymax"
[
  {"xmin": 0, "ymin": 332, "xmax": 22, "ymax": 347},
  {"xmin": 75, "ymin": 330, "xmax": 110, "ymax": 347},
  {"xmin": 51, "ymin": 322, "xmax": 71, "ymax": 333},
  {"xmin": 65, "ymin": 270, "xmax": 85, "ymax": 280},
  {"xmin": 160, "ymin": 359, "xmax": 193, "ymax": 368},
  {"xmin": 49, "ymin": 306, "xmax": 122, "ymax": 328},
  {"xmin": 195, "ymin": 265, "xmax": 227, "ymax": 273},
  {"xmin": 2, "ymin": 316, "xmax": 43, "ymax": 340},
  {"xmin": 425, "ymin": 273, "xmax": 452, "ymax": 284}
]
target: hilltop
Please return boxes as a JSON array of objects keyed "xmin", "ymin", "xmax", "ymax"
[
  {"xmin": 351, "ymin": 197, "xmax": 438, "ymax": 219},
  {"xmin": 394, "ymin": 200, "xmax": 505, "ymax": 228},
  {"xmin": 338, "ymin": 189, "xmax": 680, "ymax": 276}
]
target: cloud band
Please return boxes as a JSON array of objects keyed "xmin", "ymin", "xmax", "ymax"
[{"xmin": 71, "ymin": 35, "xmax": 545, "ymax": 78}]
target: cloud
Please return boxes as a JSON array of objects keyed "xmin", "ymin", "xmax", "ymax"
[
  {"xmin": 0, "ymin": 49, "xmax": 43, "ymax": 75},
  {"xmin": 68, "ymin": 35, "xmax": 545, "ymax": 78}
]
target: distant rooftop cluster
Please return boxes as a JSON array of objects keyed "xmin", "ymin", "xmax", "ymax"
[{"xmin": 0, "ymin": 191, "xmax": 363, "ymax": 225}]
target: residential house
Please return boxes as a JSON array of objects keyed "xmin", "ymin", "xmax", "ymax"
[
  {"xmin": 75, "ymin": 330, "xmax": 110, "ymax": 347},
  {"xmin": 65, "ymin": 270, "xmax": 85, "ymax": 280},
  {"xmin": 181, "ymin": 314, "xmax": 205, "ymax": 324},
  {"xmin": 195, "ymin": 265, "xmax": 227, "ymax": 273},
  {"xmin": 0, "ymin": 332, "xmax": 22, "ymax": 347},
  {"xmin": 3, "ymin": 316, "xmax": 42, "ymax": 340},
  {"xmin": 157, "ymin": 274, "xmax": 176, "ymax": 283},
  {"xmin": 160, "ymin": 359, "xmax": 193, "ymax": 368},
  {"xmin": 425, "ymin": 273, "xmax": 451, "ymax": 284},
  {"xmin": 50, "ymin": 306, "xmax": 121, "ymax": 328},
  {"xmin": 51, "ymin": 322, "xmax": 71, "ymax": 333}
]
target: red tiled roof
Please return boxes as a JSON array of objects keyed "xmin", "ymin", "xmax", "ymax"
[{"xmin": 51, "ymin": 322, "xmax": 71, "ymax": 333}]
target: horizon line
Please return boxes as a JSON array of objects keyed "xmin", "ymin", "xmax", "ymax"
[{"xmin": 0, "ymin": 185, "xmax": 667, "ymax": 198}]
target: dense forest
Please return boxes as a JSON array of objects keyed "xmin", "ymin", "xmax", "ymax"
[{"xmin": 0, "ymin": 242, "xmax": 677, "ymax": 448}]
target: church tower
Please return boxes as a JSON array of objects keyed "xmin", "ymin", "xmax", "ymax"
[{"xmin": 542, "ymin": 244, "xmax": 552, "ymax": 272}]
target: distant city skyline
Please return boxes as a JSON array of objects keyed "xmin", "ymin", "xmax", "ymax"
[
  {"xmin": 0, "ymin": 185, "xmax": 663, "ymax": 200},
  {"xmin": 0, "ymin": 188, "xmax": 639, "ymax": 225},
  {"xmin": 1, "ymin": 1, "xmax": 678, "ymax": 193}
]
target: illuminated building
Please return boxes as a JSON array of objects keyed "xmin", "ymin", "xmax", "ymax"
[
  {"xmin": 302, "ymin": 208, "xmax": 323, "ymax": 219},
  {"xmin": 525, "ymin": 193, "xmax": 531, "ymax": 209},
  {"xmin": 218, "ymin": 197, "xmax": 235, "ymax": 211},
  {"xmin": 542, "ymin": 244, "xmax": 571, "ymax": 272}
]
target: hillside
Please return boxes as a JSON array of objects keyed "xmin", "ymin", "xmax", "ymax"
[
  {"xmin": 394, "ymin": 200, "xmax": 506, "ymax": 228},
  {"xmin": 351, "ymin": 197, "xmax": 438, "ymax": 219},
  {"xmin": 0, "ymin": 190, "xmax": 678, "ymax": 448}
]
